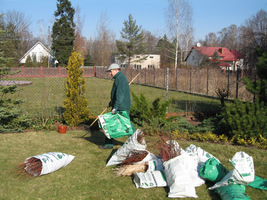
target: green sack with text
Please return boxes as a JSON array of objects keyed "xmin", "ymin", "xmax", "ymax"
[{"xmin": 98, "ymin": 111, "xmax": 134, "ymax": 139}]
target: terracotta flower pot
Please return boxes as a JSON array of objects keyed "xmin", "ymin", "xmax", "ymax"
[{"xmin": 58, "ymin": 125, "xmax": 67, "ymax": 134}]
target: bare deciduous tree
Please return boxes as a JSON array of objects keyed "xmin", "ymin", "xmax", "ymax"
[
  {"xmin": 166, "ymin": 0, "xmax": 193, "ymax": 68},
  {"xmin": 92, "ymin": 12, "xmax": 115, "ymax": 66},
  {"xmin": 239, "ymin": 9, "xmax": 267, "ymax": 70},
  {"xmin": 1, "ymin": 10, "xmax": 33, "ymax": 66},
  {"xmin": 74, "ymin": 6, "xmax": 88, "ymax": 58}
]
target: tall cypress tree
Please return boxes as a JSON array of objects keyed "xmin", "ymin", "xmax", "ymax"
[
  {"xmin": 51, "ymin": 0, "xmax": 75, "ymax": 66},
  {"xmin": 116, "ymin": 14, "xmax": 147, "ymax": 67},
  {"xmin": 63, "ymin": 51, "xmax": 90, "ymax": 127}
]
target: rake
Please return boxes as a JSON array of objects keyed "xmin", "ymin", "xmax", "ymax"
[{"xmin": 80, "ymin": 72, "xmax": 140, "ymax": 138}]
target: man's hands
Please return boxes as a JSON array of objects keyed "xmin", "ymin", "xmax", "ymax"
[{"xmin": 111, "ymin": 108, "xmax": 117, "ymax": 114}]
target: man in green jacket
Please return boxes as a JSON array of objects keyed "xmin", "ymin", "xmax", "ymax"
[{"xmin": 99, "ymin": 63, "xmax": 136, "ymax": 149}]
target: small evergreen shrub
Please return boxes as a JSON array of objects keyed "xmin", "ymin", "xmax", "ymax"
[
  {"xmin": 221, "ymin": 99, "xmax": 267, "ymax": 143},
  {"xmin": 130, "ymin": 92, "xmax": 171, "ymax": 127}
]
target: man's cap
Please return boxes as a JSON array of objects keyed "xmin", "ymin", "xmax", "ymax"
[{"xmin": 107, "ymin": 63, "xmax": 120, "ymax": 72}]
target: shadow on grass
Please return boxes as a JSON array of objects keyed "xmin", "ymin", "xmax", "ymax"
[
  {"xmin": 82, "ymin": 129, "xmax": 125, "ymax": 164},
  {"xmin": 171, "ymin": 99, "xmax": 221, "ymax": 113},
  {"xmin": 205, "ymin": 181, "xmax": 220, "ymax": 200}
]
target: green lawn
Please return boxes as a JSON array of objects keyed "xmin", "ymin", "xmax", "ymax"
[
  {"xmin": 1, "ymin": 130, "xmax": 266, "ymax": 200},
  {"xmin": 10, "ymin": 77, "xmax": 222, "ymax": 118}
]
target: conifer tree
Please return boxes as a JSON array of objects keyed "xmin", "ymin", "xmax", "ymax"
[
  {"xmin": 116, "ymin": 14, "xmax": 147, "ymax": 67},
  {"xmin": 243, "ymin": 48, "xmax": 267, "ymax": 104},
  {"xmin": 84, "ymin": 53, "xmax": 94, "ymax": 66},
  {"xmin": 25, "ymin": 55, "xmax": 34, "ymax": 67},
  {"xmin": 51, "ymin": 0, "xmax": 75, "ymax": 66},
  {"xmin": 63, "ymin": 51, "xmax": 90, "ymax": 127},
  {"xmin": 211, "ymin": 51, "xmax": 221, "ymax": 67},
  {"xmin": 0, "ymin": 21, "xmax": 30, "ymax": 132}
]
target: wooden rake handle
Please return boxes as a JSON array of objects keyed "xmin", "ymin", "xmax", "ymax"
[{"xmin": 89, "ymin": 72, "xmax": 140, "ymax": 127}]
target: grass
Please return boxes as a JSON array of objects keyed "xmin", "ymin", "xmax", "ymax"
[
  {"xmin": 9, "ymin": 77, "xmax": 222, "ymax": 118},
  {"xmin": 1, "ymin": 130, "xmax": 266, "ymax": 200}
]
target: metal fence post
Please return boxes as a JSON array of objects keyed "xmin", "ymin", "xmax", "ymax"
[
  {"xmin": 154, "ymin": 68, "xmax": 156, "ymax": 86},
  {"xmin": 207, "ymin": 68, "xmax": 209, "ymax": 95},
  {"xmin": 145, "ymin": 68, "xmax": 146, "ymax": 85},
  {"xmin": 175, "ymin": 67, "xmax": 178, "ymax": 90},
  {"xmin": 166, "ymin": 67, "xmax": 169, "ymax": 113},
  {"xmin": 190, "ymin": 68, "xmax": 192, "ymax": 93},
  {"xmin": 236, "ymin": 67, "xmax": 239, "ymax": 99}
]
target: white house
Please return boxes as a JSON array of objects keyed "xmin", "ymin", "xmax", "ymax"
[
  {"xmin": 115, "ymin": 54, "xmax": 160, "ymax": 69},
  {"xmin": 185, "ymin": 45, "xmax": 243, "ymax": 70},
  {"xmin": 20, "ymin": 41, "xmax": 56, "ymax": 66}
]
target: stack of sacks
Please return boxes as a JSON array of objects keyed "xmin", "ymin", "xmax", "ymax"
[
  {"xmin": 203, "ymin": 151, "xmax": 254, "ymax": 200},
  {"xmin": 209, "ymin": 151, "xmax": 255, "ymax": 190},
  {"xmin": 163, "ymin": 141, "xmax": 205, "ymax": 198},
  {"xmin": 106, "ymin": 129, "xmax": 156, "ymax": 167},
  {"xmin": 107, "ymin": 129, "xmax": 167, "ymax": 188}
]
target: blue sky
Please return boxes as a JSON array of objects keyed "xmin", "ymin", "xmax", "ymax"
[{"xmin": 1, "ymin": 0, "xmax": 266, "ymax": 41}]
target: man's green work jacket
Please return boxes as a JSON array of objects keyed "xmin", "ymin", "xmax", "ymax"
[{"xmin": 110, "ymin": 71, "xmax": 131, "ymax": 111}]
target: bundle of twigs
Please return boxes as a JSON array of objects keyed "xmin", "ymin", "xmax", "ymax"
[
  {"xmin": 15, "ymin": 157, "xmax": 42, "ymax": 177},
  {"xmin": 121, "ymin": 151, "xmax": 148, "ymax": 166},
  {"xmin": 158, "ymin": 133, "xmax": 181, "ymax": 162},
  {"xmin": 114, "ymin": 150, "xmax": 149, "ymax": 176},
  {"xmin": 114, "ymin": 163, "xmax": 148, "ymax": 176}
]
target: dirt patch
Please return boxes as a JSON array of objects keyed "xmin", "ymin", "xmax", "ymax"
[{"xmin": 166, "ymin": 112, "xmax": 201, "ymax": 125}]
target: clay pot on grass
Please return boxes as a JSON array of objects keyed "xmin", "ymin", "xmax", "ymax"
[{"xmin": 58, "ymin": 125, "xmax": 67, "ymax": 134}]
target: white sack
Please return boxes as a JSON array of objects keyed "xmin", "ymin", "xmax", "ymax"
[
  {"xmin": 106, "ymin": 129, "xmax": 147, "ymax": 166},
  {"xmin": 163, "ymin": 155, "xmax": 198, "ymax": 198},
  {"xmin": 26, "ymin": 152, "xmax": 75, "ymax": 176},
  {"xmin": 133, "ymin": 170, "xmax": 167, "ymax": 188},
  {"xmin": 180, "ymin": 150, "xmax": 205, "ymax": 187},
  {"xmin": 209, "ymin": 169, "xmax": 246, "ymax": 190},
  {"xmin": 185, "ymin": 144, "xmax": 219, "ymax": 166},
  {"xmin": 230, "ymin": 151, "xmax": 255, "ymax": 183}
]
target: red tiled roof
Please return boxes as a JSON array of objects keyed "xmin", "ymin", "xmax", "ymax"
[
  {"xmin": 193, "ymin": 46, "xmax": 235, "ymax": 61},
  {"xmin": 230, "ymin": 50, "xmax": 243, "ymax": 59}
]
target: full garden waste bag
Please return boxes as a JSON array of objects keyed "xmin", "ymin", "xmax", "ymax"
[
  {"xmin": 215, "ymin": 184, "xmax": 251, "ymax": 200},
  {"xmin": 98, "ymin": 111, "xmax": 134, "ymax": 139},
  {"xmin": 199, "ymin": 157, "xmax": 229, "ymax": 183}
]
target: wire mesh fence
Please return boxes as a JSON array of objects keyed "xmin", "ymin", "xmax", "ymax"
[{"xmin": 4, "ymin": 66, "xmax": 254, "ymax": 119}]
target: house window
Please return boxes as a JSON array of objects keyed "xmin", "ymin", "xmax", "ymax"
[
  {"xmin": 149, "ymin": 56, "xmax": 153, "ymax": 58},
  {"xmin": 192, "ymin": 56, "xmax": 195, "ymax": 60},
  {"xmin": 148, "ymin": 65, "xmax": 154, "ymax": 69},
  {"xmin": 133, "ymin": 64, "xmax": 141, "ymax": 69},
  {"xmin": 136, "ymin": 56, "xmax": 140, "ymax": 58}
]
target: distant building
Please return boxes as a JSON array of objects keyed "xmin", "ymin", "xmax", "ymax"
[
  {"xmin": 185, "ymin": 46, "xmax": 243, "ymax": 70},
  {"xmin": 115, "ymin": 54, "xmax": 160, "ymax": 69},
  {"xmin": 20, "ymin": 41, "xmax": 57, "ymax": 66}
]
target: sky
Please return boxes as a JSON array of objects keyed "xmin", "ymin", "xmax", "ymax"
[{"xmin": 1, "ymin": 0, "xmax": 267, "ymax": 42}]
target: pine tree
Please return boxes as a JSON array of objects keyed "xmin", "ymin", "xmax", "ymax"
[
  {"xmin": 0, "ymin": 21, "xmax": 30, "ymax": 132},
  {"xmin": 51, "ymin": 0, "xmax": 75, "ymax": 66},
  {"xmin": 63, "ymin": 51, "xmax": 90, "ymax": 127},
  {"xmin": 243, "ymin": 48, "xmax": 267, "ymax": 104},
  {"xmin": 211, "ymin": 51, "xmax": 221, "ymax": 67},
  {"xmin": 84, "ymin": 53, "xmax": 94, "ymax": 66},
  {"xmin": 25, "ymin": 55, "xmax": 34, "ymax": 67},
  {"xmin": 156, "ymin": 35, "xmax": 175, "ymax": 68},
  {"xmin": 116, "ymin": 14, "xmax": 147, "ymax": 66}
]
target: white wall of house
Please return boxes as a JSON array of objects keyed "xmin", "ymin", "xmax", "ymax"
[
  {"xmin": 20, "ymin": 43, "xmax": 52, "ymax": 63},
  {"xmin": 185, "ymin": 49, "xmax": 203, "ymax": 66},
  {"xmin": 115, "ymin": 54, "xmax": 160, "ymax": 69}
]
